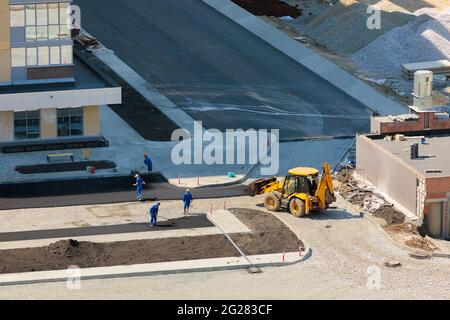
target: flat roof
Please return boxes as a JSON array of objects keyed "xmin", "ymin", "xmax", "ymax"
[
  {"xmin": 372, "ymin": 135, "xmax": 450, "ymax": 178},
  {"xmin": 0, "ymin": 56, "xmax": 109, "ymax": 95}
]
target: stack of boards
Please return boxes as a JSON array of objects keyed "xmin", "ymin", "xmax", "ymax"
[{"xmin": 401, "ymin": 60, "xmax": 450, "ymax": 79}]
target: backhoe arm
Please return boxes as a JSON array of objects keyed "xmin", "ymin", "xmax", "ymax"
[{"xmin": 315, "ymin": 163, "xmax": 335, "ymax": 209}]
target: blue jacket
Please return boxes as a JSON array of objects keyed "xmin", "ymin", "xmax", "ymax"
[
  {"xmin": 183, "ymin": 192, "xmax": 193, "ymax": 204},
  {"xmin": 136, "ymin": 177, "xmax": 144, "ymax": 190},
  {"xmin": 150, "ymin": 204, "xmax": 159, "ymax": 216},
  {"xmin": 144, "ymin": 157, "xmax": 153, "ymax": 168}
]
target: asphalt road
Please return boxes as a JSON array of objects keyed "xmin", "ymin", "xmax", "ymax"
[
  {"xmin": 74, "ymin": 0, "xmax": 372, "ymax": 139},
  {"xmin": 0, "ymin": 174, "xmax": 247, "ymax": 210},
  {"xmin": 0, "ymin": 215, "xmax": 213, "ymax": 242}
]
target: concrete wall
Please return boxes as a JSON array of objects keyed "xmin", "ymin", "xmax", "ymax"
[
  {"xmin": 83, "ymin": 105, "xmax": 100, "ymax": 136},
  {"xmin": 356, "ymin": 135, "xmax": 419, "ymax": 216},
  {"xmin": 40, "ymin": 108, "xmax": 57, "ymax": 139},
  {"xmin": 0, "ymin": 0, "xmax": 11, "ymax": 82},
  {"xmin": 0, "ymin": 111, "xmax": 14, "ymax": 141}
]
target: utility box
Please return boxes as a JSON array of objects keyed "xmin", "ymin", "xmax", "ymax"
[
  {"xmin": 414, "ymin": 70, "xmax": 433, "ymax": 98},
  {"xmin": 413, "ymin": 70, "xmax": 433, "ymax": 110}
]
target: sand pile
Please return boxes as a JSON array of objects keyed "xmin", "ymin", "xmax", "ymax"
[
  {"xmin": 352, "ymin": 8, "xmax": 450, "ymax": 75},
  {"xmin": 303, "ymin": 0, "xmax": 415, "ymax": 55}
]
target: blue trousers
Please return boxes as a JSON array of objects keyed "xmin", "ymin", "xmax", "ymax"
[
  {"xmin": 136, "ymin": 188, "xmax": 143, "ymax": 200},
  {"xmin": 150, "ymin": 213, "xmax": 157, "ymax": 226}
]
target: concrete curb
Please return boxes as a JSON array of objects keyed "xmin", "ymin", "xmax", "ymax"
[
  {"xmin": 336, "ymin": 194, "xmax": 450, "ymax": 259},
  {"xmin": 0, "ymin": 249, "xmax": 311, "ymax": 287},
  {"xmin": 200, "ymin": 0, "xmax": 407, "ymax": 116}
]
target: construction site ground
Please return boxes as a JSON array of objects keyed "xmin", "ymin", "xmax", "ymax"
[
  {"xmin": 0, "ymin": 197, "xmax": 301, "ymax": 275},
  {"xmin": 2, "ymin": 196, "xmax": 450, "ymax": 299}
]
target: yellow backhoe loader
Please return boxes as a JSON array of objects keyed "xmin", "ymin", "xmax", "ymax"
[{"xmin": 247, "ymin": 163, "xmax": 336, "ymax": 217}]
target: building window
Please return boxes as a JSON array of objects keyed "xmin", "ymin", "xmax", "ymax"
[
  {"xmin": 50, "ymin": 46, "xmax": 61, "ymax": 65},
  {"xmin": 10, "ymin": 5, "xmax": 25, "ymax": 27},
  {"xmin": 36, "ymin": 4, "xmax": 48, "ymax": 26},
  {"xmin": 14, "ymin": 111, "xmax": 41, "ymax": 140},
  {"xmin": 25, "ymin": 4, "xmax": 36, "ymax": 26},
  {"xmin": 57, "ymin": 108, "xmax": 83, "ymax": 137},
  {"xmin": 38, "ymin": 46, "xmax": 49, "ymax": 66},
  {"xmin": 11, "ymin": 45, "xmax": 73, "ymax": 67},
  {"xmin": 11, "ymin": 48, "xmax": 26, "ymax": 67},
  {"xmin": 61, "ymin": 45, "xmax": 73, "ymax": 64},
  {"xmin": 23, "ymin": 2, "xmax": 71, "ymax": 42},
  {"xmin": 27, "ymin": 47, "xmax": 38, "ymax": 66},
  {"xmin": 26, "ymin": 26, "xmax": 37, "ymax": 41}
]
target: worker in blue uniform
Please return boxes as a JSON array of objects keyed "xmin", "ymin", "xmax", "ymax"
[
  {"xmin": 144, "ymin": 153, "xmax": 153, "ymax": 172},
  {"xmin": 133, "ymin": 174, "xmax": 145, "ymax": 201},
  {"xmin": 183, "ymin": 189, "xmax": 193, "ymax": 217},
  {"xmin": 150, "ymin": 202, "xmax": 160, "ymax": 227}
]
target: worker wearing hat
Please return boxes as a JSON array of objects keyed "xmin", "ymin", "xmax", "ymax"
[
  {"xmin": 150, "ymin": 202, "xmax": 161, "ymax": 227},
  {"xmin": 133, "ymin": 174, "xmax": 146, "ymax": 201},
  {"xmin": 183, "ymin": 189, "xmax": 193, "ymax": 217}
]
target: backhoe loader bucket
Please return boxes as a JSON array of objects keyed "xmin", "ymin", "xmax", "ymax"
[{"xmin": 246, "ymin": 177, "xmax": 277, "ymax": 197}]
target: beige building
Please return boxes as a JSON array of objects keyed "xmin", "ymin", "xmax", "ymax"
[{"xmin": 0, "ymin": 0, "xmax": 121, "ymax": 152}]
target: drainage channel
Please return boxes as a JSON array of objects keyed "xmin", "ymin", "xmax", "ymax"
[{"xmin": 212, "ymin": 222, "xmax": 262, "ymax": 274}]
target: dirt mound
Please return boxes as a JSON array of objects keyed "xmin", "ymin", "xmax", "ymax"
[
  {"xmin": 232, "ymin": 0, "xmax": 303, "ymax": 18},
  {"xmin": 386, "ymin": 223, "xmax": 418, "ymax": 234},
  {"xmin": 405, "ymin": 236, "xmax": 438, "ymax": 252}
]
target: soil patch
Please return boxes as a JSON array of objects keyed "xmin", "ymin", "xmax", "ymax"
[
  {"xmin": 232, "ymin": 0, "xmax": 303, "ymax": 18},
  {"xmin": 0, "ymin": 209, "xmax": 302, "ymax": 274},
  {"xmin": 15, "ymin": 161, "xmax": 117, "ymax": 175},
  {"xmin": 75, "ymin": 50, "xmax": 179, "ymax": 141},
  {"xmin": 0, "ymin": 236, "xmax": 238, "ymax": 274},
  {"xmin": 230, "ymin": 208, "xmax": 302, "ymax": 255}
]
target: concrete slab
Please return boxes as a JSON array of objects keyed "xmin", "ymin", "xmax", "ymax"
[
  {"xmin": 208, "ymin": 210, "xmax": 251, "ymax": 234},
  {"xmin": 201, "ymin": 0, "xmax": 407, "ymax": 116},
  {"xmin": 0, "ymin": 250, "xmax": 311, "ymax": 286}
]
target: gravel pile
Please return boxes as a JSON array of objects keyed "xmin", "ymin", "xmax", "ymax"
[
  {"xmin": 352, "ymin": 8, "xmax": 450, "ymax": 75},
  {"xmin": 301, "ymin": 0, "xmax": 415, "ymax": 55}
]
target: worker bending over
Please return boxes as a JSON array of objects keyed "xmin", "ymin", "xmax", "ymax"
[{"xmin": 150, "ymin": 202, "xmax": 160, "ymax": 227}]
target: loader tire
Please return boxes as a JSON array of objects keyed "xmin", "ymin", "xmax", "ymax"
[
  {"xmin": 264, "ymin": 193, "xmax": 282, "ymax": 212},
  {"xmin": 290, "ymin": 198, "xmax": 306, "ymax": 218}
]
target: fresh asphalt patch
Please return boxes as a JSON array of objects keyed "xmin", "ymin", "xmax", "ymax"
[
  {"xmin": 0, "ymin": 215, "xmax": 213, "ymax": 243},
  {"xmin": 0, "ymin": 173, "xmax": 248, "ymax": 210}
]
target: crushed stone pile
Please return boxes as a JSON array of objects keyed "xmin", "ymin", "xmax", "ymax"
[
  {"xmin": 302, "ymin": 0, "xmax": 415, "ymax": 55},
  {"xmin": 352, "ymin": 8, "xmax": 450, "ymax": 75}
]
